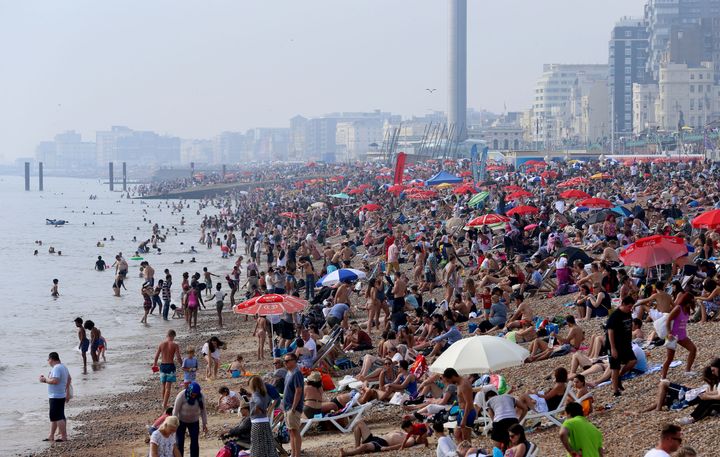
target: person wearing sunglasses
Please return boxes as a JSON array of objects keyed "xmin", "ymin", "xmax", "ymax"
[
  {"xmin": 282, "ymin": 354, "xmax": 304, "ymax": 457},
  {"xmin": 505, "ymin": 423, "xmax": 535, "ymax": 457},
  {"xmin": 643, "ymin": 424, "xmax": 684, "ymax": 457}
]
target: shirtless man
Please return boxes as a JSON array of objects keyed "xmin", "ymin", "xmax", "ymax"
[
  {"xmin": 505, "ymin": 296, "xmax": 535, "ymax": 330},
  {"xmin": 443, "ymin": 368, "xmax": 475, "ymax": 441},
  {"xmin": 600, "ymin": 240, "xmax": 620, "ymax": 266},
  {"xmin": 142, "ymin": 261, "xmax": 155, "ymax": 287},
  {"xmin": 152, "ymin": 329, "xmax": 183, "ymax": 409},
  {"xmin": 339, "ymin": 420, "xmax": 417, "ymax": 456},
  {"xmin": 633, "ymin": 281, "xmax": 674, "ymax": 321},
  {"xmin": 335, "ymin": 280, "xmax": 352, "ymax": 307},
  {"xmin": 74, "ymin": 317, "xmax": 89, "ymax": 373},
  {"xmin": 113, "ymin": 255, "xmax": 128, "ymax": 296},
  {"xmin": 340, "ymin": 242, "xmax": 354, "ymax": 267},
  {"xmin": 526, "ymin": 315, "xmax": 585, "ymax": 362}
]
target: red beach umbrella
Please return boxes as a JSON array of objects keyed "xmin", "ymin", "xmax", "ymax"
[
  {"xmin": 507, "ymin": 205, "xmax": 539, "ymax": 216},
  {"xmin": 359, "ymin": 203, "xmax": 381, "ymax": 212},
  {"xmin": 504, "ymin": 185, "xmax": 524, "ymax": 192},
  {"xmin": 467, "ymin": 214, "xmax": 510, "ymax": 226},
  {"xmin": 507, "ymin": 190, "xmax": 533, "ymax": 200},
  {"xmin": 619, "ymin": 235, "xmax": 688, "ymax": 268},
  {"xmin": 576, "ymin": 197, "xmax": 613, "ymax": 209},
  {"xmin": 348, "ymin": 188, "xmax": 364, "ymax": 195},
  {"xmin": 559, "ymin": 190, "xmax": 591, "ymax": 199},
  {"xmin": 279, "ymin": 212, "xmax": 300, "ymax": 219},
  {"xmin": 524, "ymin": 224, "xmax": 539, "ymax": 231},
  {"xmin": 453, "ymin": 184, "xmax": 477, "ymax": 195},
  {"xmin": 692, "ymin": 209, "xmax": 720, "ymax": 229},
  {"xmin": 233, "ymin": 294, "xmax": 309, "ymax": 316}
]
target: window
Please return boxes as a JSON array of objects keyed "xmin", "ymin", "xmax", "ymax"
[
  {"xmin": 690, "ymin": 99, "xmax": 695, "ymax": 110},
  {"xmin": 625, "ymin": 57, "xmax": 632, "ymax": 65},
  {"xmin": 691, "ymin": 85, "xmax": 695, "ymax": 92},
  {"xmin": 514, "ymin": 139, "xmax": 519, "ymax": 149},
  {"xmin": 691, "ymin": 74, "xmax": 695, "ymax": 80},
  {"xmin": 493, "ymin": 139, "xmax": 498, "ymax": 149},
  {"xmin": 503, "ymin": 139, "xmax": 509, "ymax": 149},
  {"xmin": 625, "ymin": 76, "xmax": 632, "ymax": 84},
  {"xmin": 699, "ymin": 73, "xmax": 704, "ymax": 80},
  {"xmin": 625, "ymin": 47, "xmax": 632, "ymax": 56},
  {"xmin": 699, "ymin": 84, "xmax": 703, "ymax": 93},
  {"xmin": 625, "ymin": 67, "xmax": 631, "ymax": 74},
  {"xmin": 625, "ymin": 31, "xmax": 632, "ymax": 38}
]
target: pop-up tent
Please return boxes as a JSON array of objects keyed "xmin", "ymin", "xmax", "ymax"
[{"xmin": 425, "ymin": 170, "xmax": 462, "ymax": 186}]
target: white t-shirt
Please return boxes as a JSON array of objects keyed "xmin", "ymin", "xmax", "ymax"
[
  {"xmin": 487, "ymin": 394, "xmax": 517, "ymax": 422},
  {"xmin": 643, "ymin": 449, "xmax": 671, "ymax": 457},
  {"xmin": 149, "ymin": 429, "xmax": 177, "ymax": 457}
]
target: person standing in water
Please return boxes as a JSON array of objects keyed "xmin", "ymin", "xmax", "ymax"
[
  {"xmin": 203, "ymin": 267, "xmax": 218, "ymax": 297},
  {"xmin": 153, "ymin": 330, "xmax": 183, "ymax": 409},
  {"xmin": 51, "ymin": 279, "xmax": 59, "ymax": 298},
  {"xmin": 84, "ymin": 320, "xmax": 105, "ymax": 363},
  {"xmin": 74, "ymin": 318, "xmax": 89, "ymax": 374}
]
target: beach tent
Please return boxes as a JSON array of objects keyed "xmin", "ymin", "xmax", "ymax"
[{"xmin": 425, "ymin": 171, "xmax": 462, "ymax": 186}]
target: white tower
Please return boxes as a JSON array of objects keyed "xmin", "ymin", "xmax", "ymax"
[{"xmin": 448, "ymin": 0, "xmax": 467, "ymax": 142}]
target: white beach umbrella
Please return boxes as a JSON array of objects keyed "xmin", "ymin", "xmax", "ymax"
[{"xmin": 429, "ymin": 335, "xmax": 529, "ymax": 375}]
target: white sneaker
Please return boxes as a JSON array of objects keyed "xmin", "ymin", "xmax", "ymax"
[{"xmin": 676, "ymin": 416, "xmax": 694, "ymax": 425}]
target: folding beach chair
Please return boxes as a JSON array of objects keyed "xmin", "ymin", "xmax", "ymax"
[
  {"xmin": 299, "ymin": 400, "xmax": 375, "ymax": 437},
  {"xmin": 521, "ymin": 383, "xmax": 573, "ymax": 428}
]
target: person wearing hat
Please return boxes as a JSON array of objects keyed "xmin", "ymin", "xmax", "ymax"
[
  {"xmin": 173, "ymin": 382, "xmax": 207, "ymax": 457},
  {"xmin": 149, "ymin": 415, "xmax": 181, "ymax": 457},
  {"xmin": 303, "ymin": 371, "xmax": 339, "ymax": 417}
]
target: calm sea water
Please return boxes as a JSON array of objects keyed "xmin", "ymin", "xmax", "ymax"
[{"xmin": 0, "ymin": 175, "xmax": 224, "ymax": 455}]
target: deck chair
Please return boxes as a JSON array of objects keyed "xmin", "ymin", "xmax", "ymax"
[
  {"xmin": 299, "ymin": 400, "xmax": 374, "ymax": 437},
  {"xmin": 521, "ymin": 383, "xmax": 572, "ymax": 428},
  {"xmin": 312, "ymin": 326, "xmax": 344, "ymax": 370},
  {"xmin": 569, "ymin": 389, "xmax": 594, "ymax": 416}
]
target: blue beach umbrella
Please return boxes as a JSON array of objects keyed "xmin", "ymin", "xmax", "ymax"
[
  {"xmin": 315, "ymin": 268, "xmax": 367, "ymax": 287},
  {"xmin": 612, "ymin": 206, "xmax": 633, "ymax": 217}
]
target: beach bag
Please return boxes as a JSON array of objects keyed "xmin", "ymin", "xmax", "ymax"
[
  {"xmin": 321, "ymin": 372, "xmax": 336, "ymax": 391},
  {"xmin": 409, "ymin": 354, "xmax": 428, "ymax": 379},
  {"xmin": 276, "ymin": 422, "xmax": 290, "ymax": 444},
  {"xmin": 335, "ymin": 357, "xmax": 355, "ymax": 370},
  {"xmin": 389, "ymin": 392, "xmax": 409, "ymax": 405},
  {"xmin": 653, "ymin": 314, "xmax": 669, "ymax": 339}
]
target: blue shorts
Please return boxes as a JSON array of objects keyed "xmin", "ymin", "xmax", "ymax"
[
  {"xmin": 79, "ymin": 338, "xmax": 90, "ymax": 353},
  {"xmin": 457, "ymin": 408, "xmax": 477, "ymax": 427},
  {"xmin": 160, "ymin": 363, "xmax": 177, "ymax": 383}
]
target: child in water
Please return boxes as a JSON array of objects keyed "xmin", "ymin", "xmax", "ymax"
[{"xmin": 51, "ymin": 279, "xmax": 59, "ymax": 298}]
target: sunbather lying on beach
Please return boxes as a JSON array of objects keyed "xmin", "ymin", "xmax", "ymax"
[{"xmin": 338, "ymin": 420, "xmax": 418, "ymax": 456}]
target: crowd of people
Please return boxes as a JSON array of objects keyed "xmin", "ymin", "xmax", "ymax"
[{"xmin": 42, "ymin": 157, "xmax": 720, "ymax": 456}]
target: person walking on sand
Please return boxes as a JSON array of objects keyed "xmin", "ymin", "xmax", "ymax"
[
  {"xmin": 40, "ymin": 352, "xmax": 71, "ymax": 443},
  {"xmin": 153, "ymin": 330, "xmax": 183, "ymax": 409},
  {"xmin": 173, "ymin": 382, "xmax": 208, "ymax": 457},
  {"xmin": 661, "ymin": 290, "xmax": 698, "ymax": 380}
]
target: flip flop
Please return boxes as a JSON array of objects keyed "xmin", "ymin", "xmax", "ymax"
[{"xmin": 42, "ymin": 438, "xmax": 51, "ymax": 442}]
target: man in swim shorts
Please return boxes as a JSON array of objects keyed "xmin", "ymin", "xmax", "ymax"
[
  {"xmin": 74, "ymin": 317, "xmax": 89, "ymax": 374},
  {"xmin": 152, "ymin": 329, "xmax": 182, "ymax": 409}
]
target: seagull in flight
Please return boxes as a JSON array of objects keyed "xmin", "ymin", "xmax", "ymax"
[{"xmin": 426, "ymin": 88, "xmax": 437, "ymax": 94}]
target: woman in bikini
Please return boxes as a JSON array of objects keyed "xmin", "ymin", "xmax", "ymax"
[{"xmin": 252, "ymin": 314, "xmax": 268, "ymax": 360}]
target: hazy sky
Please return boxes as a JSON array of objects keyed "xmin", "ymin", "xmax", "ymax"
[{"xmin": 0, "ymin": 0, "xmax": 646, "ymax": 161}]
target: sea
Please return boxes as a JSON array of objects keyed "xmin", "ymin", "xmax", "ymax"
[{"xmin": 0, "ymin": 175, "xmax": 223, "ymax": 455}]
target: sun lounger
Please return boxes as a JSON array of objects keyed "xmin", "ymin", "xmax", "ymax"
[{"xmin": 299, "ymin": 400, "xmax": 374, "ymax": 437}]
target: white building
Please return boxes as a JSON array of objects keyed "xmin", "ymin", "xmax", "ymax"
[
  {"xmin": 632, "ymin": 83, "xmax": 660, "ymax": 132},
  {"xmin": 180, "ymin": 139, "xmax": 214, "ymax": 165},
  {"xmin": 530, "ymin": 64, "xmax": 609, "ymax": 149},
  {"xmin": 656, "ymin": 61, "xmax": 720, "ymax": 131}
]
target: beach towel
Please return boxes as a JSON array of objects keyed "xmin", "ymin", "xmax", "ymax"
[{"xmin": 594, "ymin": 361, "xmax": 682, "ymax": 388}]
